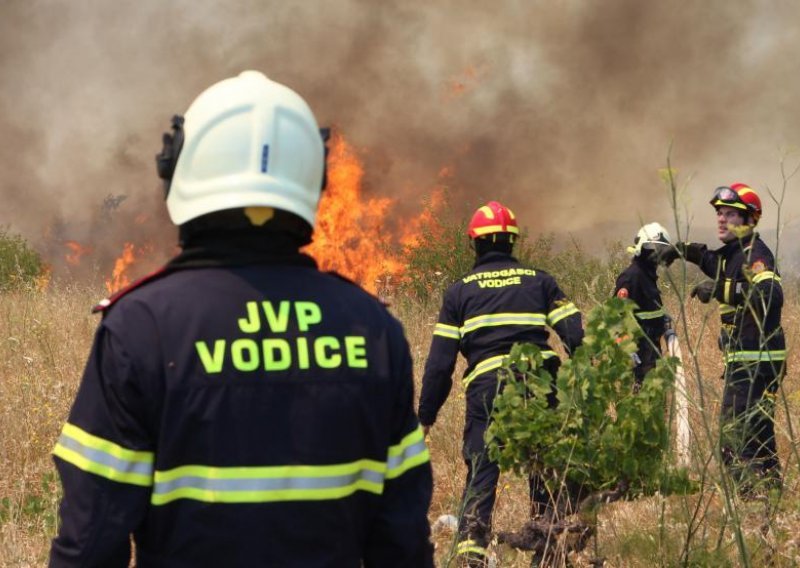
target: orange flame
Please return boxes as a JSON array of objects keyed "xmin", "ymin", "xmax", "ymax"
[
  {"xmin": 36, "ymin": 264, "xmax": 53, "ymax": 291},
  {"xmin": 304, "ymin": 134, "xmax": 407, "ymax": 294},
  {"xmin": 106, "ymin": 243, "xmax": 136, "ymax": 294},
  {"xmin": 400, "ymin": 184, "xmax": 448, "ymax": 250},
  {"xmin": 93, "ymin": 134, "xmax": 446, "ymax": 296},
  {"xmin": 64, "ymin": 240, "xmax": 93, "ymax": 266}
]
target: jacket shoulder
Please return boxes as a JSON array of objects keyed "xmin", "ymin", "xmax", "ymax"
[{"xmin": 91, "ymin": 267, "xmax": 171, "ymax": 314}]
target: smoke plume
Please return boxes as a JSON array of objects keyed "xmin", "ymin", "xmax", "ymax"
[{"xmin": 2, "ymin": 0, "xmax": 800, "ymax": 278}]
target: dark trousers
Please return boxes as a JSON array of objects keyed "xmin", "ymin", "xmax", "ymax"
[
  {"xmin": 634, "ymin": 333, "xmax": 662, "ymax": 386},
  {"xmin": 720, "ymin": 361, "xmax": 784, "ymax": 482},
  {"xmin": 457, "ymin": 358, "xmax": 562, "ymax": 547}
]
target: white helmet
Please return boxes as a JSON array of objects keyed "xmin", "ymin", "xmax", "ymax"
[
  {"xmin": 628, "ymin": 222, "xmax": 671, "ymax": 256},
  {"xmin": 159, "ymin": 70, "xmax": 325, "ymax": 227}
]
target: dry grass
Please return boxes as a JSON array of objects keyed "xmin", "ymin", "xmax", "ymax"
[
  {"xmin": 0, "ymin": 283, "xmax": 99, "ymax": 567},
  {"xmin": 396, "ymin": 290, "xmax": 800, "ymax": 567},
  {"xmin": 1, "ymin": 284, "xmax": 800, "ymax": 566}
]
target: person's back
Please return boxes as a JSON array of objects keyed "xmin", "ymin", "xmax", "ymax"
[
  {"xmin": 49, "ymin": 71, "xmax": 434, "ymax": 568},
  {"xmin": 418, "ymin": 201, "xmax": 582, "ymax": 567},
  {"xmin": 440, "ymin": 251, "xmax": 576, "ymax": 385},
  {"xmin": 613, "ymin": 223, "xmax": 671, "ymax": 387}
]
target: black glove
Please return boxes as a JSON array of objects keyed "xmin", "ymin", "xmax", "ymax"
[
  {"xmin": 690, "ymin": 280, "xmax": 715, "ymax": 303},
  {"xmin": 677, "ymin": 241, "xmax": 706, "ymax": 264},
  {"xmin": 654, "ymin": 245, "xmax": 680, "ymax": 267}
]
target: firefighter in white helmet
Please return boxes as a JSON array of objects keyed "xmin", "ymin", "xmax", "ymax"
[
  {"xmin": 49, "ymin": 71, "xmax": 434, "ymax": 567},
  {"xmin": 613, "ymin": 222, "xmax": 672, "ymax": 388},
  {"xmin": 418, "ymin": 201, "xmax": 584, "ymax": 567}
]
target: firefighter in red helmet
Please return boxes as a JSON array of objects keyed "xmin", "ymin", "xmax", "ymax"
[
  {"xmin": 418, "ymin": 201, "xmax": 584, "ymax": 566},
  {"xmin": 660, "ymin": 182, "xmax": 785, "ymax": 495}
]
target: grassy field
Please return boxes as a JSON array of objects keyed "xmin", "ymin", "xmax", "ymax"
[
  {"xmin": 1, "ymin": 277, "xmax": 799, "ymax": 567},
  {"xmin": 396, "ymin": 287, "xmax": 800, "ymax": 567}
]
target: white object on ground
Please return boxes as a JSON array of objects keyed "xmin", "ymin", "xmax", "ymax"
[
  {"xmin": 431, "ymin": 514, "xmax": 459, "ymax": 533},
  {"xmin": 666, "ymin": 329, "xmax": 690, "ymax": 467}
]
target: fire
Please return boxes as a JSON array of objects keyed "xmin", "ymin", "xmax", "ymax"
[
  {"xmin": 58, "ymin": 132, "xmax": 446, "ymax": 298},
  {"xmin": 106, "ymin": 243, "xmax": 137, "ymax": 294},
  {"xmin": 304, "ymin": 132, "xmax": 450, "ymax": 295},
  {"xmin": 400, "ymin": 180, "xmax": 448, "ymax": 250},
  {"xmin": 64, "ymin": 240, "xmax": 93, "ymax": 266},
  {"xmin": 304, "ymin": 133, "xmax": 407, "ymax": 294}
]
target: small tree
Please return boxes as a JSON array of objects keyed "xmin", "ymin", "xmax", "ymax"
[{"xmin": 486, "ymin": 297, "xmax": 692, "ymax": 558}]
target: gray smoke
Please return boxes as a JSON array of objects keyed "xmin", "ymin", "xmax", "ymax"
[{"xmin": 2, "ymin": 0, "xmax": 800, "ymax": 278}]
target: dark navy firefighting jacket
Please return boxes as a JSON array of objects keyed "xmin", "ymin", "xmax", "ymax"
[
  {"xmin": 613, "ymin": 257, "xmax": 667, "ymax": 376},
  {"xmin": 684, "ymin": 232, "xmax": 785, "ymax": 367},
  {"xmin": 417, "ymin": 252, "xmax": 583, "ymax": 426},
  {"xmin": 49, "ymin": 253, "xmax": 433, "ymax": 568}
]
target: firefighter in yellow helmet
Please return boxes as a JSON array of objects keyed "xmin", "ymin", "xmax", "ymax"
[
  {"xmin": 660, "ymin": 183, "xmax": 785, "ymax": 495},
  {"xmin": 418, "ymin": 201, "xmax": 583, "ymax": 567},
  {"xmin": 49, "ymin": 71, "xmax": 434, "ymax": 567}
]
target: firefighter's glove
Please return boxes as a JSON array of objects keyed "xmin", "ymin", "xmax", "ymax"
[
  {"xmin": 654, "ymin": 245, "xmax": 680, "ymax": 267},
  {"xmin": 677, "ymin": 241, "xmax": 706, "ymax": 264},
  {"xmin": 690, "ymin": 280, "xmax": 715, "ymax": 303}
]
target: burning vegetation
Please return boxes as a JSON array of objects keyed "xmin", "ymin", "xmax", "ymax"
[
  {"xmin": 304, "ymin": 132, "xmax": 447, "ymax": 294},
  {"xmin": 45, "ymin": 132, "xmax": 448, "ymax": 297}
]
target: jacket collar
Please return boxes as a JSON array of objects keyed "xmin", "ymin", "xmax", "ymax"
[
  {"xmin": 473, "ymin": 251, "xmax": 518, "ymax": 268},
  {"xmin": 718, "ymin": 231, "xmax": 757, "ymax": 255}
]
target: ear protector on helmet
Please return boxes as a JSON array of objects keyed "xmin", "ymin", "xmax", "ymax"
[
  {"xmin": 155, "ymin": 117, "xmax": 330, "ymax": 200},
  {"xmin": 319, "ymin": 127, "xmax": 331, "ymax": 193},
  {"xmin": 155, "ymin": 115, "xmax": 185, "ymax": 199}
]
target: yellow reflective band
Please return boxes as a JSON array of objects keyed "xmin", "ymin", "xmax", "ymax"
[
  {"xmin": 724, "ymin": 350, "xmax": 787, "ymax": 364},
  {"xmin": 471, "ymin": 224, "xmax": 520, "ymax": 236},
  {"xmin": 753, "ymin": 271, "xmax": 780, "ymax": 284},
  {"xmin": 52, "ymin": 423, "xmax": 154, "ymax": 487},
  {"xmin": 386, "ymin": 425, "xmax": 430, "ymax": 479},
  {"xmin": 724, "ymin": 279, "xmax": 732, "ymax": 304},
  {"xmin": 463, "ymin": 354, "xmax": 508, "ymax": 388},
  {"xmin": 462, "ymin": 351, "xmax": 556, "ymax": 388},
  {"xmin": 433, "ymin": 323, "xmax": 461, "ymax": 340},
  {"xmin": 547, "ymin": 302, "xmax": 579, "ymax": 326},
  {"xmin": 636, "ymin": 308, "xmax": 665, "ymax": 320},
  {"xmin": 151, "ymin": 459, "xmax": 389, "ymax": 506},
  {"xmin": 456, "ymin": 539, "xmax": 488, "ymax": 556},
  {"xmin": 719, "ymin": 303, "xmax": 736, "ymax": 316},
  {"xmin": 461, "ymin": 312, "xmax": 546, "ymax": 336}
]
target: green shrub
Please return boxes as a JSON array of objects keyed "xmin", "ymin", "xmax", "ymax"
[
  {"xmin": 399, "ymin": 217, "xmax": 474, "ymax": 301},
  {"xmin": 486, "ymin": 297, "xmax": 691, "ymax": 498},
  {"xmin": 0, "ymin": 229, "xmax": 44, "ymax": 290}
]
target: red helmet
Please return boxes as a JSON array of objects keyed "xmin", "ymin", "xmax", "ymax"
[
  {"xmin": 710, "ymin": 183, "xmax": 762, "ymax": 223},
  {"xmin": 467, "ymin": 201, "xmax": 520, "ymax": 239}
]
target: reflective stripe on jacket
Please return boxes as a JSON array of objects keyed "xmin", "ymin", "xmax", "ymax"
[{"xmin": 418, "ymin": 252, "xmax": 583, "ymax": 426}]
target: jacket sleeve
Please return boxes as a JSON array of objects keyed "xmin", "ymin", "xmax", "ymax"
[
  {"xmin": 544, "ymin": 277, "xmax": 584, "ymax": 355},
  {"xmin": 417, "ymin": 289, "xmax": 460, "ymax": 426},
  {"xmin": 364, "ymin": 317, "xmax": 434, "ymax": 568},
  {"xmin": 49, "ymin": 320, "xmax": 156, "ymax": 568},
  {"xmin": 612, "ymin": 270, "xmax": 629, "ymax": 298},
  {"xmin": 682, "ymin": 242, "xmax": 725, "ymax": 280}
]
